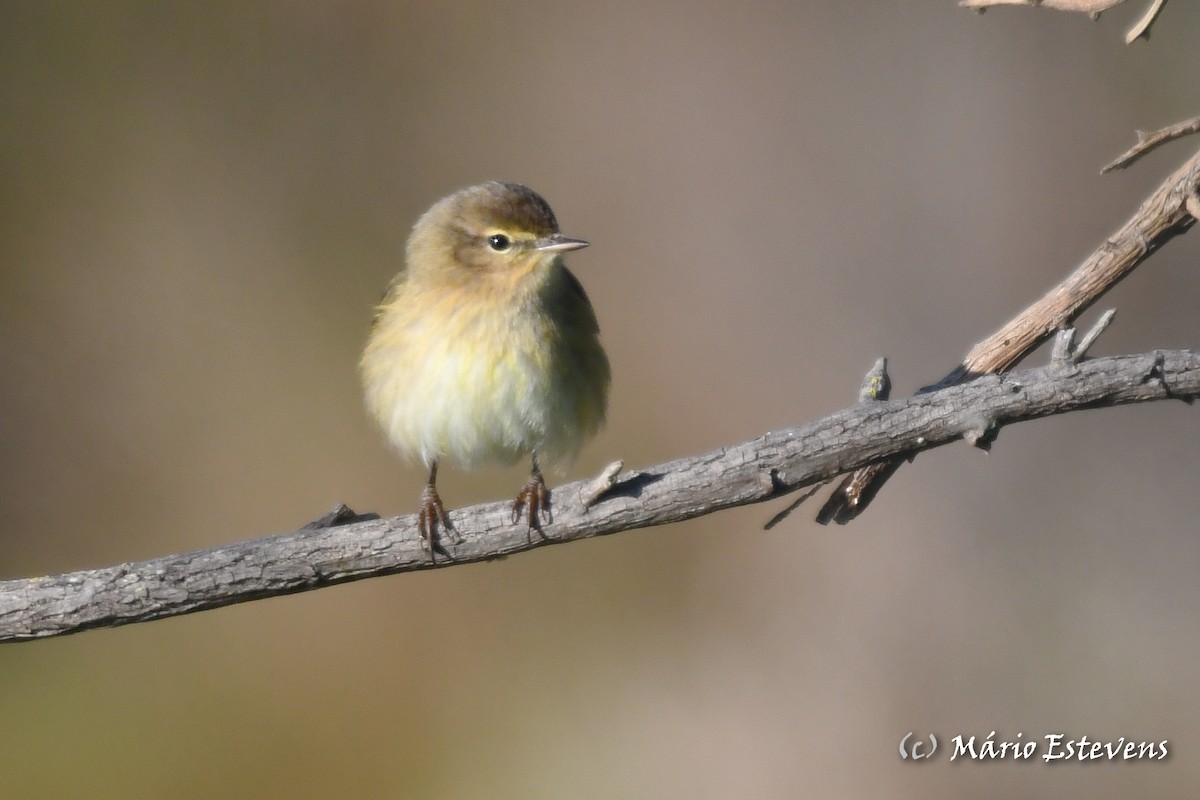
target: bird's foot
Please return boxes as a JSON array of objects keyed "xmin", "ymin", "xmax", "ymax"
[
  {"xmin": 513, "ymin": 469, "xmax": 552, "ymax": 539},
  {"xmin": 419, "ymin": 483, "xmax": 458, "ymax": 560}
]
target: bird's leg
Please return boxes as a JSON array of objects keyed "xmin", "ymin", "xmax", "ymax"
[
  {"xmin": 418, "ymin": 460, "xmax": 456, "ymax": 559},
  {"xmin": 513, "ymin": 451, "xmax": 552, "ymax": 536}
]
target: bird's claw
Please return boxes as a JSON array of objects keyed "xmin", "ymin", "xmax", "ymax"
[
  {"xmin": 419, "ymin": 483, "xmax": 458, "ymax": 560},
  {"xmin": 512, "ymin": 470, "xmax": 552, "ymax": 537}
]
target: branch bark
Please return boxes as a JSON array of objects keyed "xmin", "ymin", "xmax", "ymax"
[
  {"xmin": 2, "ymin": 349, "xmax": 1197, "ymax": 642},
  {"xmin": 817, "ymin": 143, "xmax": 1200, "ymax": 524}
]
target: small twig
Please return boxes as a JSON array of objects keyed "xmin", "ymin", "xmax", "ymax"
[
  {"xmin": 1052, "ymin": 310, "xmax": 1117, "ymax": 366},
  {"xmin": 858, "ymin": 357, "xmax": 892, "ymax": 402},
  {"xmin": 1073, "ymin": 309, "xmax": 1117, "ymax": 361},
  {"xmin": 1102, "ymin": 116, "xmax": 1200, "ymax": 173},
  {"xmin": 581, "ymin": 460, "xmax": 626, "ymax": 508},
  {"xmin": 1124, "ymin": 0, "xmax": 1168, "ymax": 42},
  {"xmin": 763, "ymin": 485, "xmax": 825, "ymax": 531},
  {"xmin": 302, "ymin": 504, "xmax": 380, "ymax": 529}
]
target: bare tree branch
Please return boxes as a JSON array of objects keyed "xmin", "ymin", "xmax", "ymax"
[
  {"xmin": 960, "ymin": 0, "xmax": 1171, "ymax": 41},
  {"xmin": 960, "ymin": 0, "xmax": 1124, "ymax": 17},
  {"xmin": 818, "ymin": 143, "xmax": 1200, "ymax": 524},
  {"xmin": 1102, "ymin": 116, "xmax": 1200, "ymax": 173},
  {"xmin": 1, "ymin": 349, "xmax": 1197, "ymax": 643}
]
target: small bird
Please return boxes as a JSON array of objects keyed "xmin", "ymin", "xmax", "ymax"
[{"xmin": 361, "ymin": 181, "xmax": 610, "ymax": 554}]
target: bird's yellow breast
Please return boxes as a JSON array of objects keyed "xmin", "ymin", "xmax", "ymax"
[{"xmin": 361, "ymin": 261, "xmax": 608, "ymax": 470}]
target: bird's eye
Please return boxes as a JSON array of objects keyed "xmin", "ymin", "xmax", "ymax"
[{"xmin": 487, "ymin": 234, "xmax": 511, "ymax": 252}]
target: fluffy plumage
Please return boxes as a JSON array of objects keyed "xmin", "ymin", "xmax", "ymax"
[{"xmin": 361, "ymin": 182, "xmax": 609, "ymax": 475}]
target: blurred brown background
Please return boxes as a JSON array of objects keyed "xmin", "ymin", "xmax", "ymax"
[{"xmin": 2, "ymin": 2, "xmax": 1198, "ymax": 797}]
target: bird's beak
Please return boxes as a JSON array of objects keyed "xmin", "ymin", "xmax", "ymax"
[{"xmin": 536, "ymin": 234, "xmax": 590, "ymax": 253}]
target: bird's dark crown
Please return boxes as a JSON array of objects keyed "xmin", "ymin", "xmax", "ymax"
[{"xmin": 451, "ymin": 181, "xmax": 560, "ymax": 237}]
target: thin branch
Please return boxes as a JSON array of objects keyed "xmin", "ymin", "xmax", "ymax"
[
  {"xmin": 1, "ymin": 349, "xmax": 1198, "ymax": 643},
  {"xmin": 1124, "ymin": 0, "xmax": 1168, "ymax": 41},
  {"xmin": 960, "ymin": 0, "xmax": 1170, "ymax": 39},
  {"xmin": 960, "ymin": 0, "xmax": 1124, "ymax": 16},
  {"xmin": 1052, "ymin": 309, "xmax": 1115, "ymax": 366},
  {"xmin": 581, "ymin": 460, "xmax": 626, "ymax": 508},
  {"xmin": 817, "ymin": 144, "xmax": 1200, "ymax": 524},
  {"xmin": 1102, "ymin": 116, "xmax": 1200, "ymax": 173},
  {"xmin": 1072, "ymin": 308, "xmax": 1117, "ymax": 360}
]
